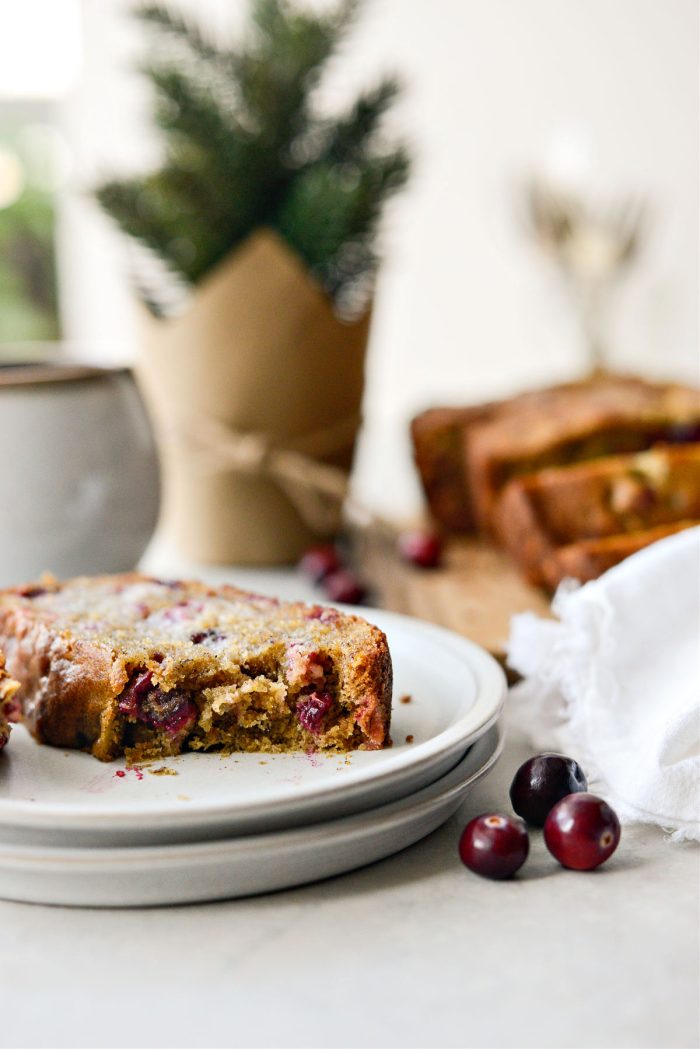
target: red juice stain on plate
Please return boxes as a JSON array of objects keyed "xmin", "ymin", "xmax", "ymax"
[{"xmin": 113, "ymin": 767, "xmax": 144, "ymax": 781}]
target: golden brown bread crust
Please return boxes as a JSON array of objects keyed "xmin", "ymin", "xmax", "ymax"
[
  {"xmin": 412, "ymin": 374, "xmax": 700, "ymax": 536},
  {"xmin": 0, "ymin": 574, "xmax": 392, "ymax": 762},
  {"xmin": 542, "ymin": 520, "xmax": 698, "ymax": 589},
  {"xmin": 495, "ymin": 444, "xmax": 700, "ymax": 585},
  {"xmin": 411, "ymin": 403, "xmax": 497, "ymax": 531},
  {"xmin": 465, "ymin": 374, "xmax": 700, "ymax": 533}
]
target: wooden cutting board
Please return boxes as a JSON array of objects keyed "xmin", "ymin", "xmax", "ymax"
[{"xmin": 357, "ymin": 533, "xmax": 551, "ymax": 662}]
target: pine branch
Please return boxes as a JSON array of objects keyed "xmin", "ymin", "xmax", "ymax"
[
  {"xmin": 320, "ymin": 77, "xmax": 402, "ymax": 165},
  {"xmin": 96, "ymin": 0, "xmax": 411, "ymax": 312},
  {"xmin": 135, "ymin": 3, "xmax": 222, "ymax": 63},
  {"xmin": 275, "ymin": 146, "xmax": 409, "ymax": 298}
]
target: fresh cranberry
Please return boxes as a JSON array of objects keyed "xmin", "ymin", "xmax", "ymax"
[
  {"xmin": 323, "ymin": 569, "xmax": 366, "ymax": 604},
  {"xmin": 544, "ymin": 793, "xmax": 621, "ymax": 870},
  {"xmin": 510, "ymin": 753, "xmax": 588, "ymax": 827},
  {"xmin": 296, "ymin": 692, "xmax": 333, "ymax": 735},
  {"xmin": 398, "ymin": 530, "xmax": 443, "ymax": 568},
  {"xmin": 459, "ymin": 813, "xmax": 529, "ymax": 880},
  {"xmin": 299, "ymin": 544, "xmax": 343, "ymax": 583}
]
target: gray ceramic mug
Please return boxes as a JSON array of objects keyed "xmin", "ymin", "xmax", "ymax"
[{"xmin": 0, "ymin": 363, "xmax": 160, "ymax": 586}]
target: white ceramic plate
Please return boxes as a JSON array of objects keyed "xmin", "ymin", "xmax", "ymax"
[
  {"xmin": 0, "ymin": 609, "xmax": 506, "ymax": 846},
  {"xmin": 0, "ymin": 724, "xmax": 503, "ymax": 907}
]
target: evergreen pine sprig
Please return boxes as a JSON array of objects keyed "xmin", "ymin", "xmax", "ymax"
[{"xmin": 95, "ymin": 0, "xmax": 410, "ymax": 315}]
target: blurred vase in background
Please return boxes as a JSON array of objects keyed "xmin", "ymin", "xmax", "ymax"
[
  {"xmin": 0, "ymin": 363, "xmax": 159, "ymax": 585},
  {"xmin": 95, "ymin": 0, "xmax": 410, "ymax": 565},
  {"xmin": 137, "ymin": 230, "xmax": 369, "ymax": 564}
]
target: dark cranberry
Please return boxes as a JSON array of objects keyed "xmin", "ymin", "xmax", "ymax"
[
  {"xmin": 398, "ymin": 530, "xmax": 443, "ymax": 568},
  {"xmin": 190, "ymin": 629, "xmax": 224, "ymax": 645},
  {"xmin": 544, "ymin": 793, "xmax": 621, "ymax": 870},
  {"xmin": 140, "ymin": 690, "xmax": 198, "ymax": 736},
  {"xmin": 18, "ymin": 585, "xmax": 47, "ymax": 599},
  {"xmin": 323, "ymin": 569, "xmax": 366, "ymax": 604},
  {"xmin": 118, "ymin": 672, "xmax": 197, "ymax": 736},
  {"xmin": 299, "ymin": 544, "xmax": 343, "ymax": 583},
  {"xmin": 296, "ymin": 692, "xmax": 333, "ymax": 735},
  {"xmin": 459, "ymin": 813, "xmax": 529, "ymax": 880},
  {"xmin": 510, "ymin": 753, "xmax": 588, "ymax": 827},
  {"xmin": 664, "ymin": 421, "xmax": 700, "ymax": 444},
  {"xmin": 118, "ymin": 671, "xmax": 154, "ymax": 719}
]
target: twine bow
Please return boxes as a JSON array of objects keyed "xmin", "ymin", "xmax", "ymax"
[{"xmin": 164, "ymin": 412, "xmax": 365, "ymax": 535}]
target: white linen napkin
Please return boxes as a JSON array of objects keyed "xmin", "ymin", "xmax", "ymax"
[{"xmin": 507, "ymin": 526, "xmax": 700, "ymax": 841}]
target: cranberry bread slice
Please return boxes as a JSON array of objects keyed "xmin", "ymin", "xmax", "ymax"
[
  {"xmin": 465, "ymin": 374, "xmax": 700, "ymax": 533},
  {"xmin": 0, "ymin": 574, "xmax": 392, "ymax": 763},
  {"xmin": 411, "ymin": 403, "xmax": 497, "ymax": 531},
  {"xmin": 542, "ymin": 520, "xmax": 698, "ymax": 589},
  {"xmin": 0, "ymin": 654, "xmax": 20, "ymax": 752},
  {"xmin": 496, "ymin": 444, "xmax": 700, "ymax": 585}
]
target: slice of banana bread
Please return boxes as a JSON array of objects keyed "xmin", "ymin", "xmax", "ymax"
[
  {"xmin": 542, "ymin": 521, "xmax": 699, "ymax": 589},
  {"xmin": 411, "ymin": 403, "xmax": 497, "ymax": 531},
  {"xmin": 465, "ymin": 374, "xmax": 700, "ymax": 533},
  {"xmin": 496, "ymin": 444, "xmax": 700, "ymax": 584},
  {"xmin": 0, "ymin": 574, "xmax": 392, "ymax": 763},
  {"xmin": 0, "ymin": 654, "xmax": 20, "ymax": 752}
]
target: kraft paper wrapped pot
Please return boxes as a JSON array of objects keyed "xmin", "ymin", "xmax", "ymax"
[{"xmin": 136, "ymin": 228, "xmax": 370, "ymax": 565}]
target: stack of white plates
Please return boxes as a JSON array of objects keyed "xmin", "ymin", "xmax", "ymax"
[{"xmin": 0, "ymin": 609, "xmax": 506, "ymax": 907}]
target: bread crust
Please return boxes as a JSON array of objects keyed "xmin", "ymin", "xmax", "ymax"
[
  {"xmin": 542, "ymin": 520, "xmax": 698, "ymax": 589},
  {"xmin": 495, "ymin": 444, "xmax": 700, "ymax": 586},
  {"xmin": 0, "ymin": 574, "xmax": 392, "ymax": 761},
  {"xmin": 465, "ymin": 375, "xmax": 700, "ymax": 533},
  {"xmin": 411, "ymin": 403, "xmax": 497, "ymax": 531}
]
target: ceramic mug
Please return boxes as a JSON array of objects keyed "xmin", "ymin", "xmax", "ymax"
[{"xmin": 0, "ymin": 363, "xmax": 160, "ymax": 586}]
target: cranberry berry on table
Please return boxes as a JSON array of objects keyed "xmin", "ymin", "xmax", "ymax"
[
  {"xmin": 510, "ymin": 753, "xmax": 588, "ymax": 827},
  {"xmin": 459, "ymin": 753, "xmax": 621, "ymax": 880},
  {"xmin": 323, "ymin": 568, "xmax": 366, "ymax": 605},
  {"xmin": 397, "ymin": 529, "xmax": 443, "ymax": 568},
  {"xmin": 299, "ymin": 544, "xmax": 343, "ymax": 584},
  {"xmin": 458, "ymin": 813, "xmax": 529, "ymax": 880},
  {"xmin": 544, "ymin": 793, "xmax": 621, "ymax": 871}
]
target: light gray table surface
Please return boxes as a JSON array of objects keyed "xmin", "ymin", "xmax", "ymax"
[{"xmin": 0, "ymin": 558, "xmax": 697, "ymax": 1049}]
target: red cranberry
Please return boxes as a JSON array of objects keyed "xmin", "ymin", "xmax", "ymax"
[
  {"xmin": 118, "ymin": 672, "xmax": 197, "ymax": 736},
  {"xmin": 510, "ymin": 753, "xmax": 588, "ymax": 827},
  {"xmin": 299, "ymin": 544, "xmax": 343, "ymax": 583},
  {"xmin": 18, "ymin": 585, "xmax": 48, "ymax": 599},
  {"xmin": 296, "ymin": 692, "xmax": 333, "ymax": 735},
  {"xmin": 139, "ymin": 689, "xmax": 198, "ymax": 736},
  {"xmin": 323, "ymin": 569, "xmax": 366, "ymax": 604},
  {"xmin": 190, "ymin": 629, "xmax": 224, "ymax": 645},
  {"xmin": 118, "ymin": 670, "xmax": 154, "ymax": 719},
  {"xmin": 458, "ymin": 813, "xmax": 529, "ymax": 880},
  {"xmin": 544, "ymin": 793, "xmax": 621, "ymax": 870},
  {"xmin": 398, "ymin": 529, "xmax": 443, "ymax": 568}
]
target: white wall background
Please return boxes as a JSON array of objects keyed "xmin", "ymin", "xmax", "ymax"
[{"xmin": 56, "ymin": 0, "xmax": 699, "ymax": 516}]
